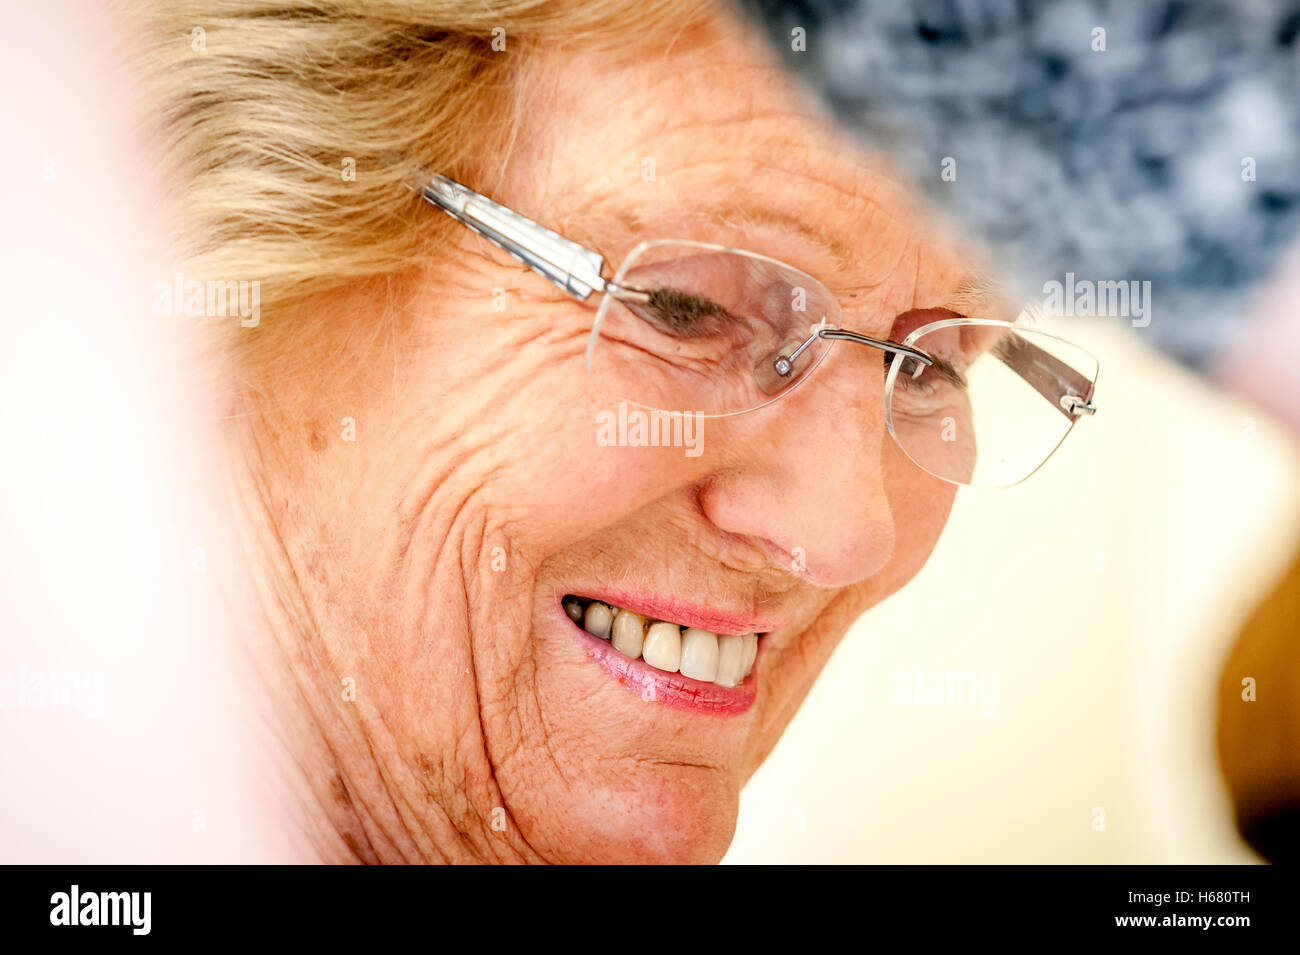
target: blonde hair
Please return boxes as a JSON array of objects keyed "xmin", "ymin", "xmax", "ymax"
[{"xmin": 137, "ymin": 0, "xmax": 708, "ymax": 360}]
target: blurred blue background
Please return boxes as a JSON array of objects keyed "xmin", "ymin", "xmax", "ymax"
[{"xmin": 741, "ymin": 0, "xmax": 1300, "ymax": 367}]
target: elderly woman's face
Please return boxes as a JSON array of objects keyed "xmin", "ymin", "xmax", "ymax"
[{"xmin": 258, "ymin": 17, "xmax": 981, "ymax": 863}]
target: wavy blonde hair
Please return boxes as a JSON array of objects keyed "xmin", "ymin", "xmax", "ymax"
[{"xmin": 137, "ymin": 0, "xmax": 708, "ymax": 357}]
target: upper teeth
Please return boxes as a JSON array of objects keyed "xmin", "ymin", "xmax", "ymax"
[{"xmin": 563, "ymin": 596, "xmax": 758, "ymax": 688}]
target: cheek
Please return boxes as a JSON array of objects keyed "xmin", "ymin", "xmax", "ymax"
[
  {"xmin": 447, "ymin": 346, "xmax": 705, "ymax": 565},
  {"xmin": 881, "ymin": 437, "xmax": 957, "ymax": 581}
]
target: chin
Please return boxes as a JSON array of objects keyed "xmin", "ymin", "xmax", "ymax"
[{"xmin": 538, "ymin": 767, "xmax": 741, "ymax": 865}]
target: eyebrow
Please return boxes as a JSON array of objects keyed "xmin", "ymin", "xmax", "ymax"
[
  {"xmin": 935, "ymin": 271, "xmax": 1011, "ymax": 320},
  {"xmin": 702, "ymin": 205, "xmax": 855, "ymax": 267},
  {"xmin": 690, "ymin": 209, "xmax": 1007, "ymax": 324},
  {"xmin": 605, "ymin": 203, "xmax": 1008, "ymax": 337}
]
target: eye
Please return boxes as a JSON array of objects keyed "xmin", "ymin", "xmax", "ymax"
[
  {"xmin": 890, "ymin": 351, "xmax": 966, "ymax": 407},
  {"xmin": 884, "ymin": 310, "xmax": 973, "ymax": 394}
]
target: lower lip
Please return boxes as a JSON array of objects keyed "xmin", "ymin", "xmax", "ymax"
[{"xmin": 561, "ymin": 608, "xmax": 758, "ymax": 715}]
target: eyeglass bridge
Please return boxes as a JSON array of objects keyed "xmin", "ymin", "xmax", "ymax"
[{"xmin": 772, "ymin": 325, "xmax": 934, "ymax": 380}]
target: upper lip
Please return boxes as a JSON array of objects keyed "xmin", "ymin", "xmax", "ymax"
[{"xmin": 567, "ymin": 588, "xmax": 788, "ymax": 636}]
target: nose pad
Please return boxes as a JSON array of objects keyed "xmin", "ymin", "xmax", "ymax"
[
  {"xmin": 754, "ymin": 340, "xmax": 815, "ymax": 395},
  {"xmin": 753, "ymin": 324, "xmax": 835, "ymax": 396}
]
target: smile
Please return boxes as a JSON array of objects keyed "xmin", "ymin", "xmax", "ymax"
[{"xmin": 562, "ymin": 595, "xmax": 759, "ymax": 688}]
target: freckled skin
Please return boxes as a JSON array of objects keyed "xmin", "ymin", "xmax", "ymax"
[{"xmin": 232, "ymin": 12, "xmax": 981, "ymax": 863}]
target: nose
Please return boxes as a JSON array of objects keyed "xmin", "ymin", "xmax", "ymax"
[{"xmin": 697, "ymin": 346, "xmax": 896, "ymax": 589}]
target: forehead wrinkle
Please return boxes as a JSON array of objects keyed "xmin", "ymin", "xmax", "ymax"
[{"xmin": 618, "ymin": 108, "xmax": 824, "ymax": 160}]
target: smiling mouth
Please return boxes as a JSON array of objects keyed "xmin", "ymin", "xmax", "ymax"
[{"xmin": 562, "ymin": 595, "xmax": 759, "ymax": 688}]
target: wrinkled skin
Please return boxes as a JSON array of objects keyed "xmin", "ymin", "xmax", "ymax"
[{"xmin": 230, "ymin": 12, "xmax": 992, "ymax": 863}]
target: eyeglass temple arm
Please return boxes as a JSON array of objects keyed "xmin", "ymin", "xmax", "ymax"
[
  {"xmin": 991, "ymin": 336, "xmax": 1097, "ymax": 419},
  {"xmin": 807, "ymin": 327, "xmax": 1096, "ymax": 419},
  {"xmin": 411, "ymin": 172, "xmax": 611, "ymax": 300}
]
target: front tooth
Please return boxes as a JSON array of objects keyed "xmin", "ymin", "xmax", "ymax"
[
  {"xmin": 714, "ymin": 633, "xmax": 746, "ymax": 687},
  {"xmin": 582, "ymin": 601, "xmax": 613, "ymax": 640},
  {"xmin": 679, "ymin": 628, "xmax": 719, "ymax": 682},
  {"xmin": 740, "ymin": 633, "xmax": 758, "ymax": 676},
  {"xmin": 641, "ymin": 622, "xmax": 682, "ymax": 673},
  {"xmin": 611, "ymin": 609, "xmax": 646, "ymax": 659}
]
